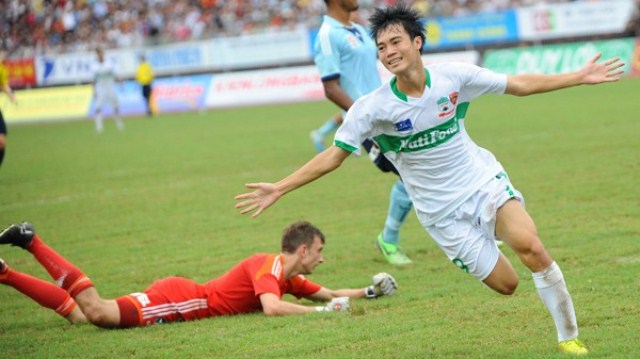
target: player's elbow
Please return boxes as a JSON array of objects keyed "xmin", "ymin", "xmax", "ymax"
[
  {"xmin": 508, "ymin": 88, "xmax": 531, "ymax": 97},
  {"xmin": 506, "ymin": 77, "xmax": 534, "ymax": 97},
  {"xmin": 324, "ymin": 87, "xmax": 344, "ymax": 105},
  {"xmin": 262, "ymin": 303, "xmax": 284, "ymax": 316}
]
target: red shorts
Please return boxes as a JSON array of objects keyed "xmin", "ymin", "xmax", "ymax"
[{"xmin": 115, "ymin": 277, "xmax": 211, "ymax": 328}]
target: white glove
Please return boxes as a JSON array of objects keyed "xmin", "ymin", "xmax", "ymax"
[
  {"xmin": 317, "ymin": 296, "xmax": 350, "ymax": 312},
  {"xmin": 366, "ymin": 272, "xmax": 398, "ymax": 298}
]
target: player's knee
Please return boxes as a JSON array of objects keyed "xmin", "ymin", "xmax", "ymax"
[
  {"xmin": 513, "ymin": 232, "xmax": 546, "ymax": 257},
  {"xmin": 521, "ymin": 238, "xmax": 549, "ymax": 266},
  {"xmin": 497, "ymin": 277, "xmax": 519, "ymax": 295},
  {"xmin": 82, "ymin": 303, "xmax": 113, "ymax": 327}
]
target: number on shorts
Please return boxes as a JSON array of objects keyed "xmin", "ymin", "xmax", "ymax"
[
  {"xmin": 452, "ymin": 258, "xmax": 469, "ymax": 273},
  {"xmin": 131, "ymin": 292, "xmax": 151, "ymax": 307}
]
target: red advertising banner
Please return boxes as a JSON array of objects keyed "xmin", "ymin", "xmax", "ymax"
[
  {"xmin": 3, "ymin": 58, "xmax": 37, "ymax": 88},
  {"xmin": 632, "ymin": 38, "xmax": 640, "ymax": 77}
]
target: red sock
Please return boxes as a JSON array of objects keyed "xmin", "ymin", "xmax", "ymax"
[
  {"xmin": 0, "ymin": 268, "xmax": 77, "ymax": 317},
  {"xmin": 27, "ymin": 235, "xmax": 94, "ymax": 297}
]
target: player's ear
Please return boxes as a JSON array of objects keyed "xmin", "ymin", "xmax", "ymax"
[
  {"xmin": 413, "ymin": 34, "xmax": 423, "ymax": 51},
  {"xmin": 297, "ymin": 244, "xmax": 308, "ymax": 258}
]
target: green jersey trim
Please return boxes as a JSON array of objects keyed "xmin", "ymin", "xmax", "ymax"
[
  {"xmin": 373, "ymin": 101, "xmax": 470, "ymax": 154},
  {"xmin": 335, "ymin": 140, "xmax": 358, "ymax": 153},
  {"xmin": 456, "ymin": 102, "xmax": 470, "ymax": 119},
  {"xmin": 390, "ymin": 68, "xmax": 431, "ymax": 102}
]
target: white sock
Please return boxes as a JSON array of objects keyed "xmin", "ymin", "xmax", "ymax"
[
  {"xmin": 94, "ymin": 114, "xmax": 104, "ymax": 133},
  {"xmin": 113, "ymin": 107, "xmax": 124, "ymax": 131},
  {"xmin": 115, "ymin": 117, "xmax": 124, "ymax": 131},
  {"xmin": 532, "ymin": 261, "xmax": 579, "ymax": 342}
]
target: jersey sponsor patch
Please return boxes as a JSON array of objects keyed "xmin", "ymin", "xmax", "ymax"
[{"xmin": 395, "ymin": 118, "xmax": 413, "ymax": 132}]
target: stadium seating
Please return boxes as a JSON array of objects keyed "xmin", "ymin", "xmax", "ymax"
[{"xmin": 4, "ymin": 0, "xmax": 625, "ymax": 59}]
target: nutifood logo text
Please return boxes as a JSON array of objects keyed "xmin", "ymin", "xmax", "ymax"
[{"xmin": 374, "ymin": 117, "xmax": 460, "ymax": 153}]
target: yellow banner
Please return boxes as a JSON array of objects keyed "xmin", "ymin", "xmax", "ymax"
[{"xmin": 0, "ymin": 85, "xmax": 93, "ymax": 123}]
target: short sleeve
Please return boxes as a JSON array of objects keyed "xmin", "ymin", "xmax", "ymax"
[
  {"xmin": 334, "ymin": 98, "xmax": 375, "ymax": 156},
  {"xmin": 286, "ymin": 275, "xmax": 321, "ymax": 299},
  {"xmin": 454, "ymin": 62, "xmax": 507, "ymax": 103},
  {"xmin": 250, "ymin": 256, "xmax": 285, "ymax": 298},
  {"xmin": 313, "ymin": 27, "xmax": 341, "ymax": 81}
]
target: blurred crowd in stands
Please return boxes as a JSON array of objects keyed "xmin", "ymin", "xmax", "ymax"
[{"xmin": 2, "ymin": 0, "xmax": 640, "ymax": 59}]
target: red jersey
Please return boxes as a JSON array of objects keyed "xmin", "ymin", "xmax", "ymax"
[
  {"xmin": 203, "ymin": 253, "xmax": 321, "ymax": 316},
  {"xmin": 115, "ymin": 253, "xmax": 321, "ymax": 327}
]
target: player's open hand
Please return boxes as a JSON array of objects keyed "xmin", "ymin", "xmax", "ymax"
[
  {"xmin": 234, "ymin": 182, "xmax": 280, "ymax": 218},
  {"xmin": 581, "ymin": 53, "xmax": 625, "ymax": 84}
]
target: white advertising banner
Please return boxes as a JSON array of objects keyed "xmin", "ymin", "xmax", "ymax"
[
  {"xmin": 36, "ymin": 49, "xmax": 141, "ymax": 86},
  {"xmin": 206, "ymin": 51, "xmax": 479, "ymax": 108},
  {"xmin": 35, "ymin": 28, "xmax": 312, "ymax": 86},
  {"xmin": 517, "ymin": 0, "xmax": 635, "ymax": 41},
  {"xmin": 208, "ymin": 28, "xmax": 311, "ymax": 70}
]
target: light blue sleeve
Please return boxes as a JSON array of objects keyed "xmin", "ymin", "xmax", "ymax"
[{"xmin": 313, "ymin": 27, "xmax": 342, "ymax": 81}]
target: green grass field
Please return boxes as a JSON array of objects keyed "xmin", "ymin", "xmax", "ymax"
[{"xmin": 1, "ymin": 78, "xmax": 639, "ymax": 358}]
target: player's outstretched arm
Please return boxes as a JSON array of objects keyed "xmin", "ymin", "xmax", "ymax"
[
  {"xmin": 308, "ymin": 273, "xmax": 398, "ymax": 301},
  {"xmin": 235, "ymin": 146, "xmax": 351, "ymax": 218},
  {"xmin": 506, "ymin": 53, "xmax": 625, "ymax": 97},
  {"xmin": 259, "ymin": 293, "xmax": 350, "ymax": 315}
]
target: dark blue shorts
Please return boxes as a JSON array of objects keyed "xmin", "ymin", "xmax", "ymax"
[
  {"xmin": 0, "ymin": 110, "xmax": 6, "ymax": 135},
  {"xmin": 362, "ymin": 138, "xmax": 399, "ymax": 176}
]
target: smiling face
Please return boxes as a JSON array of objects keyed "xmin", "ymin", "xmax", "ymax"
[
  {"xmin": 376, "ymin": 24, "xmax": 423, "ymax": 75},
  {"xmin": 298, "ymin": 235, "xmax": 325, "ymax": 275}
]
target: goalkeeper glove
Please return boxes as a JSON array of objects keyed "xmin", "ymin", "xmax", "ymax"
[
  {"xmin": 315, "ymin": 296, "xmax": 350, "ymax": 312},
  {"xmin": 365, "ymin": 272, "xmax": 398, "ymax": 298}
]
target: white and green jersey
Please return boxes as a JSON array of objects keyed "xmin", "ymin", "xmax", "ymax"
[
  {"xmin": 334, "ymin": 62, "xmax": 508, "ymax": 225},
  {"xmin": 92, "ymin": 60, "xmax": 117, "ymax": 95}
]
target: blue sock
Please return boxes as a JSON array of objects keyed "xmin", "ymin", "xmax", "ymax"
[
  {"xmin": 382, "ymin": 180, "xmax": 413, "ymax": 245},
  {"xmin": 317, "ymin": 118, "xmax": 339, "ymax": 137}
]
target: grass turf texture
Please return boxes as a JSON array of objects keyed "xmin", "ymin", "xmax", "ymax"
[{"xmin": 0, "ymin": 78, "xmax": 638, "ymax": 358}]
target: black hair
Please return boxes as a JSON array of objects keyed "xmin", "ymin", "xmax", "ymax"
[
  {"xmin": 281, "ymin": 221, "xmax": 325, "ymax": 253},
  {"xmin": 368, "ymin": 3, "xmax": 426, "ymax": 52}
]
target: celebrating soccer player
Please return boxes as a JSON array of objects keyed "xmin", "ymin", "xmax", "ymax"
[{"xmin": 236, "ymin": 4, "xmax": 625, "ymax": 355}]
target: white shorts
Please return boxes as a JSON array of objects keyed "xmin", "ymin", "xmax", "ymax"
[
  {"xmin": 95, "ymin": 88, "xmax": 119, "ymax": 110},
  {"xmin": 421, "ymin": 172, "xmax": 524, "ymax": 280}
]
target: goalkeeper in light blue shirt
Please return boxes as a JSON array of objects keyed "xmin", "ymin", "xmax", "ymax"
[{"xmin": 310, "ymin": 0, "xmax": 414, "ymax": 265}]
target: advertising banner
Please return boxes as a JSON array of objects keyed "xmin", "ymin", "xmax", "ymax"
[
  {"xmin": 1, "ymin": 85, "xmax": 93, "ymax": 123},
  {"xmin": 35, "ymin": 29, "xmax": 312, "ymax": 86},
  {"xmin": 145, "ymin": 43, "xmax": 211, "ymax": 76},
  {"xmin": 632, "ymin": 38, "xmax": 640, "ymax": 77},
  {"xmin": 209, "ymin": 28, "xmax": 311, "ymax": 70},
  {"xmin": 88, "ymin": 75, "xmax": 213, "ymax": 117},
  {"xmin": 206, "ymin": 51, "xmax": 480, "ymax": 109},
  {"xmin": 483, "ymin": 38, "xmax": 635, "ymax": 75},
  {"xmin": 206, "ymin": 66, "xmax": 322, "ymax": 108},
  {"xmin": 36, "ymin": 51, "xmax": 121, "ymax": 86},
  {"xmin": 3, "ymin": 58, "xmax": 37, "ymax": 88},
  {"xmin": 9, "ymin": 50, "xmax": 480, "ymax": 123},
  {"xmin": 517, "ymin": 0, "xmax": 635, "ymax": 41},
  {"xmin": 423, "ymin": 10, "xmax": 519, "ymax": 50},
  {"xmin": 140, "ymin": 75, "xmax": 212, "ymax": 114}
]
